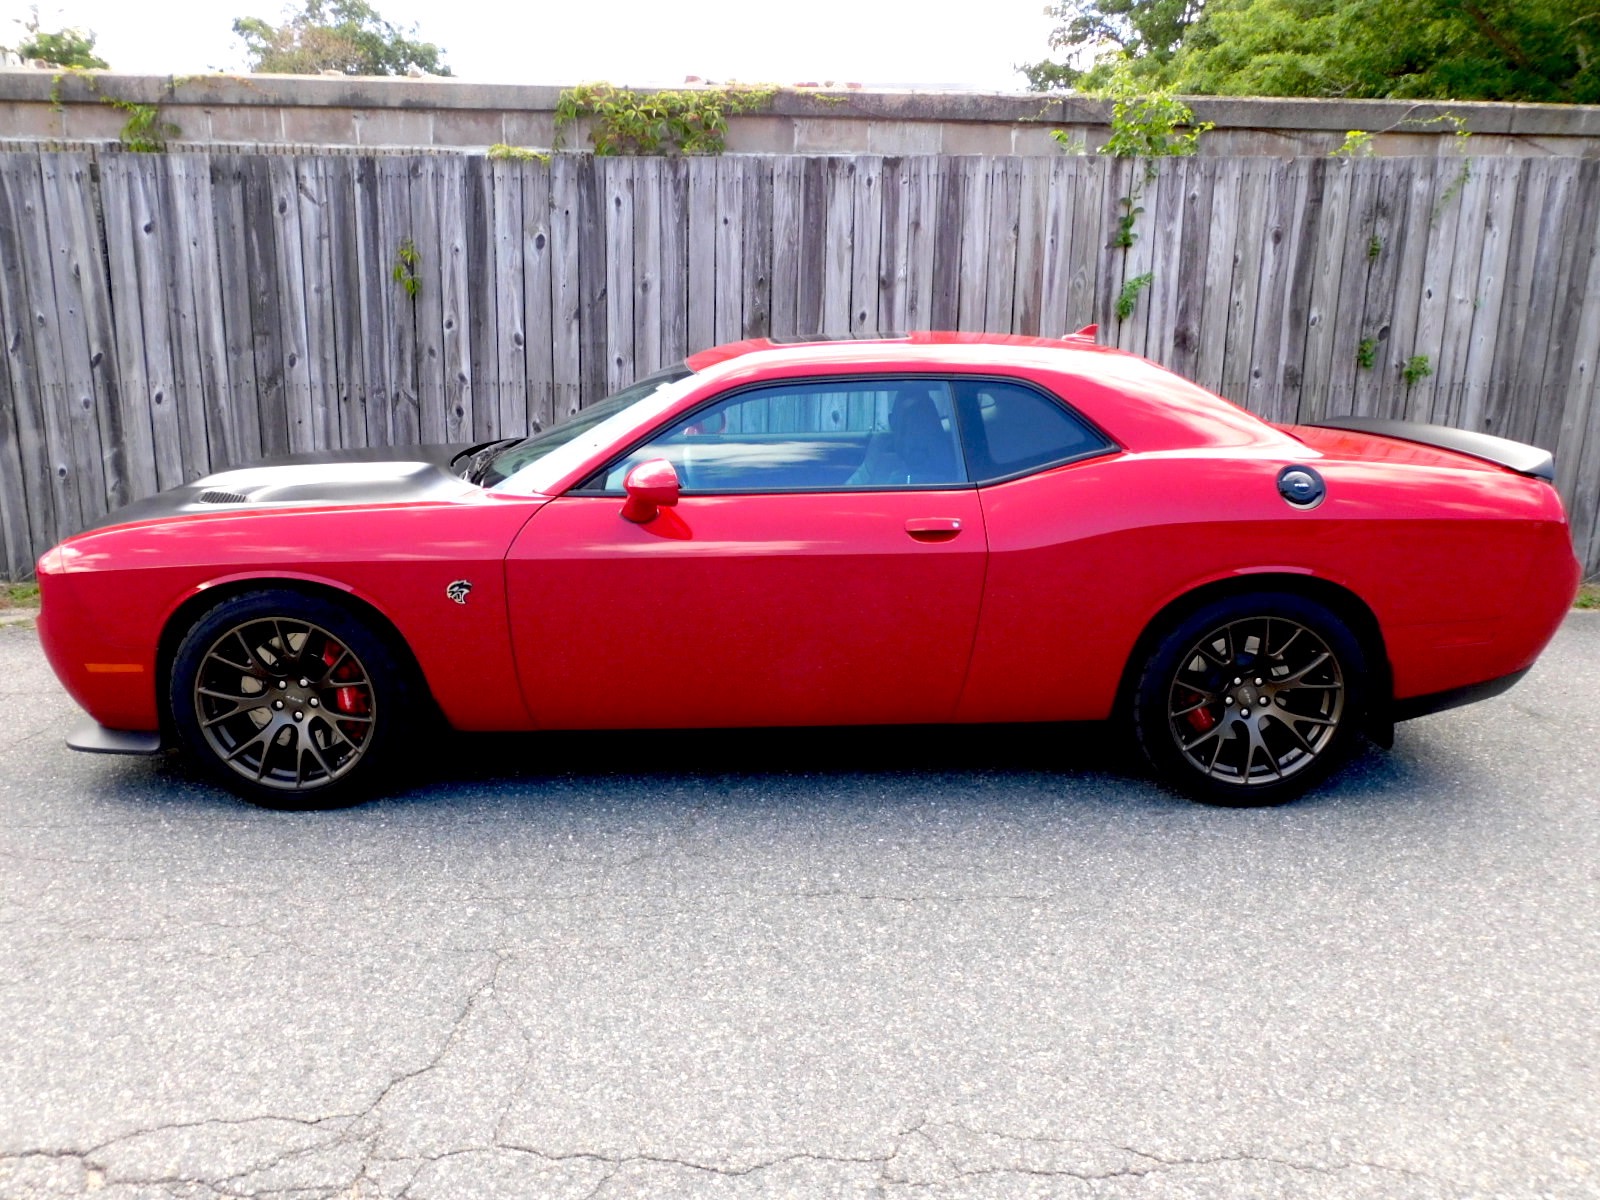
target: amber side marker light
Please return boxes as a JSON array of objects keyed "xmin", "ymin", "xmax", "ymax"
[{"xmin": 84, "ymin": 664, "xmax": 145, "ymax": 674}]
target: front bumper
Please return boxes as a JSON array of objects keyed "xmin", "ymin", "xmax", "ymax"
[{"xmin": 65, "ymin": 719, "xmax": 164, "ymax": 756}]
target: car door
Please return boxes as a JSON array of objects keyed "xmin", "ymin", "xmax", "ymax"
[
  {"xmin": 505, "ymin": 376, "xmax": 988, "ymax": 730},
  {"xmin": 942, "ymin": 375, "xmax": 1126, "ymax": 724}
]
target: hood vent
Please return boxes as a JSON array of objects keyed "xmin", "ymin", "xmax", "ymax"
[{"xmin": 196, "ymin": 490, "xmax": 250, "ymax": 505}]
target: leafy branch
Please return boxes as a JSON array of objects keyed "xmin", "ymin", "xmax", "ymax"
[{"xmin": 555, "ymin": 82, "xmax": 778, "ymax": 156}]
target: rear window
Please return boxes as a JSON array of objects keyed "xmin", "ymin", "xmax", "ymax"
[{"xmin": 952, "ymin": 380, "xmax": 1114, "ymax": 483}]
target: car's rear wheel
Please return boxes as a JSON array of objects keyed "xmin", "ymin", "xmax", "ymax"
[
  {"xmin": 169, "ymin": 589, "xmax": 416, "ymax": 808},
  {"xmin": 1132, "ymin": 592, "xmax": 1368, "ymax": 806}
]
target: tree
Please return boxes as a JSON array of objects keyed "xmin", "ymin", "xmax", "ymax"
[
  {"xmin": 6, "ymin": 7, "xmax": 109, "ymax": 69},
  {"xmin": 1024, "ymin": 0, "xmax": 1599, "ymax": 103},
  {"xmin": 1174, "ymin": 0, "xmax": 1598, "ymax": 103},
  {"xmin": 1022, "ymin": 0, "xmax": 1204, "ymax": 90},
  {"xmin": 233, "ymin": 0, "xmax": 451, "ymax": 76}
]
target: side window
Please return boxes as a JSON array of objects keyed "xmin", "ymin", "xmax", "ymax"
[
  {"xmin": 952, "ymin": 379, "xmax": 1113, "ymax": 483},
  {"xmin": 593, "ymin": 379, "xmax": 969, "ymax": 492}
]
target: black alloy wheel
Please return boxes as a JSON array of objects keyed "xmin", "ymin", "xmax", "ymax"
[
  {"xmin": 1133, "ymin": 592, "xmax": 1369, "ymax": 806},
  {"xmin": 169, "ymin": 589, "xmax": 417, "ymax": 807}
]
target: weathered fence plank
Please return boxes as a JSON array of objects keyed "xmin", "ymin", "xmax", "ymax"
[
  {"xmin": 0, "ymin": 156, "xmax": 67, "ymax": 544},
  {"xmin": 549, "ymin": 153, "xmax": 583, "ymax": 422},
  {"xmin": 412, "ymin": 155, "xmax": 449, "ymax": 444},
  {"xmin": 741, "ymin": 157, "xmax": 773, "ymax": 341},
  {"xmin": 3, "ymin": 148, "xmax": 1599, "ymax": 579},
  {"xmin": 350, "ymin": 156, "xmax": 391, "ymax": 446},
  {"xmin": 604, "ymin": 158, "xmax": 636, "ymax": 395},
  {"xmin": 96, "ymin": 156, "xmax": 164, "ymax": 494},
  {"xmin": 322, "ymin": 155, "xmax": 366, "ymax": 450},
  {"xmin": 33, "ymin": 153, "xmax": 108, "ymax": 523},
  {"xmin": 48, "ymin": 152, "xmax": 127, "ymax": 509}
]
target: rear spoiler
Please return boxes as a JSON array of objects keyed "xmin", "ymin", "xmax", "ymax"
[{"xmin": 1307, "ymin": 417, "xmax": 1554, "ymax": 482}]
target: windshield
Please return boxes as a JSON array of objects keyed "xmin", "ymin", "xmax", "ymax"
[{"xmin": 479, "ymin": 365, "xmax": 694, "ymax": 489}]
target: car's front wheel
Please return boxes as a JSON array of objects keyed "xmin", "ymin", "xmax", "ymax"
[
  {"xmin": 1132, "ymin": 592, "xmax": 1369, "ymax": 806},
  {"xmin": 169, "ymin": 589, "xmax": 417, "ymax": 808}
]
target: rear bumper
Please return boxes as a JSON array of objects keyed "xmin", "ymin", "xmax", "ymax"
[{"xmin": 1392, "ymin": 666, "xmax": 1531, "ymax": 723}]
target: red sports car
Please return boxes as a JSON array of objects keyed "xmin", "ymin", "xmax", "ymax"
[{"xmin": 36, "ymin": 332, "xmax": 1579, "ymax": 808}]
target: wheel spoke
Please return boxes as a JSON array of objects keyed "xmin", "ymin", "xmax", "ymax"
[
  {"xmin": 199, "ymin": 689, "xmax": 271, "ymax": 726},
  {"xmin": 1279, "ymin": 651, "xmax": 1332, "ymax": 686},
  {"xmin": 1282, "ymin": 711, "xmax": 1337, "ymax": 728},
  {"xmin": 1277, "ymin": 716, "xmax": 1319, "ymax": 757},
  {"xmin": 233, "ymin": 629, "xmax": 274, "ymax": 675},
  {"xmin": 301, "ymin": 731, "xmax": 337, "ymax": 780},
  {"xmin": 1181, "ymin": 723, "xmax": 1227, "ymax": 754},
  {"xmin": 224, "ymin": 723, "xmax": 275, "ymax": 765},
  {"xmin": 1273, "ymin": 626, "xmax": 1304, "ymax": 660},
  {"xmin": 1245, "ymin": 721, "xmax": 1282, "ymax": 781}
]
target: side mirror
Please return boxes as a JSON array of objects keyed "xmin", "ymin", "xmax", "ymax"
[{"xmin": 620, "ymin": 458, "xmax": 681, "ymax": 523}]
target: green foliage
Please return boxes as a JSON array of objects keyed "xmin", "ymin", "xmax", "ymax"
[
  {"xmin": 1113, "ymin": 192, "xmax": 1145, "ymax": 247},
  {"xmin": 1096, "ymin": 61, "xmax": 1213, "ymax": 160},
  {"xmin": 1575, "ymin": 582, "xmax": 1600, "ymax": 610},
  {"xmin": 1021, "ymin": 59, "xmax": 1085, "ymax": 91},
  {"xmin": 1356, "ymin": 338, "xmax": 1377, "ymax": 369},
  {"xmin": 1163, "ymin": 0, "xmax": 1595, "ymax": 103},
  {"xmin": 555, "ymin": 83, "xmax": 777, "ymax": 156},
  {"xmin": 41, "ymin": 68, "xmax": 181, "ymax": 149},
  {"xmin": 1026, "ymin": 0, "xmax": 1597, "ymax": 103},
  {"xmin": 0, "ymin": 582, "xmax": 41, "ymax": 609},
  {"xmin": 1367, "ymin": 234, "xmax": 1383, "ymax": 260},
  {"xmin": 1401, "ymin": 354, "xmax": 1433, "ymax": 387},
  {"xmin": 1332, "ymin": 130, "xmax": 1374, "ymax": 157},
  {"xmin": 233, "ymin": 0, "xmax": 450, "ymax": 76},
  {"xmin": 392, "ymin": 237, "xmax": 419, "ymax": 298},
  {"xmin": 1048, "ymin": 129, "xmax": 1091, "ymax": 154},
  {"xmin": 1116, "ymin": 272, "xmax": 1155, "ymax": 320},
  {"xmin": 108, "ymin": 98, "xmax": 179, "ymax": 151},
  {"xmin": 1023, "ymin": 0, "xmax": 1203, "ymax": 92},
  {"xmin": 12, "ymin": 11, "xmax": 108, "ymax": 69},
  {"xmin": 1435, "ymin": 160, "xmax": 1473, "ymax": 219},
  {"xmin": 487, "ymin": 144, "xmax": 550, "ymax": 163}
]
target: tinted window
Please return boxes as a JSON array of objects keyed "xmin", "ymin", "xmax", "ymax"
[
  {"xmin": 952, "ymin": 380, "xmax": 1113, "ymax": 483},
  {"xmin": 594, "ymin": 379, "xmax": 969, "ymax": 492}
]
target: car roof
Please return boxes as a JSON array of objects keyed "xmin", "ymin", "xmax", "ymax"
[
  {"xmin": 684, "ymin": 330, "xmax": 1104, "ymax": 373},
  {"xmin": 680, "ymin": 331, "xmax": 1295, "ymax": 456}
]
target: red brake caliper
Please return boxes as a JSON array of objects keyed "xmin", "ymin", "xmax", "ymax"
[
  {"xmin": 322, "ymin": 644, "xmax": 369, "ymax": 717},
  {"xmin": 1179, "ymin": 687, "xmax": 1216, "ymax": 732}
]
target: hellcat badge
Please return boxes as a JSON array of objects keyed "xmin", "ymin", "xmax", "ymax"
[{"xmin": 446, "ymin": 580, "xmax": 473, "ymax": 605}]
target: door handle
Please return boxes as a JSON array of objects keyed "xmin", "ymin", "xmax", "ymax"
[{"xmin": 905, "ymin": 517, "xmax": 962, "ymax": 541}]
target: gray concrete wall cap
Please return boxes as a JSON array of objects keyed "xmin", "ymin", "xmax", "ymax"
[{"xmin": 2, "ymin": 70, "xmax": 1597, "ymax": 136}]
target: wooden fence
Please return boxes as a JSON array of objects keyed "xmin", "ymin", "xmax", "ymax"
[{"xmin": 1, "ymin": 149, "xmax": 1598, "ymax": 579}]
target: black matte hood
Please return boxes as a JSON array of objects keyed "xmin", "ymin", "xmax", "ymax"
[{"xmin": 78, "ymin": 443, "xmax": 478, "ymax": 534}]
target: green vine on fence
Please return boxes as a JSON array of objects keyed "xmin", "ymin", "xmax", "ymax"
[
  {"xmin": 555, "ymin": 82, "xmax": 777, "ymax": 155},
  {"xmin": 487, "ymin": 143, "xmax": 550, "ymax": 163},
  {"xmin": 1115, "ymin": 273, "xmax": 1154, "ymax": 321},
  {"xmin": 1059, "ymin": 62, "xmax": 1211, "ymax": 323},
  {"xmin": 47, "ymin": 68, "xmax": 180, "ymax": 151},
  {"xmin": 392, "ymin": 238, "xmax": 419, "ymax": 299},
  {"xmin": 1401, "ymin": 354, "xmax": 1433, "ymax": 388},
  {"xmin": 108, "ymin": 98, "xmax": 179, "ymax": 152}
]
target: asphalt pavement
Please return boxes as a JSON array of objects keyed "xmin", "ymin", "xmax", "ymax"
[{"xmin": 1, "ymin": 614, "xmax": 1597, "ymax": 1199}]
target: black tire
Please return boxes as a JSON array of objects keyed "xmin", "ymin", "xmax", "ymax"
[
  {"xmin": 1132, "ymin": 591, "xmax": 1369, "ymax": 807},
  {"xmin": 169, "ymin": 589, "xmax": 418, "ymax": 809}
]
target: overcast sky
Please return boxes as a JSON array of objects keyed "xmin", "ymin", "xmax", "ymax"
[{"xmin": 3, "ymin": 0, "xmax": 1059, "ymax": 92}]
